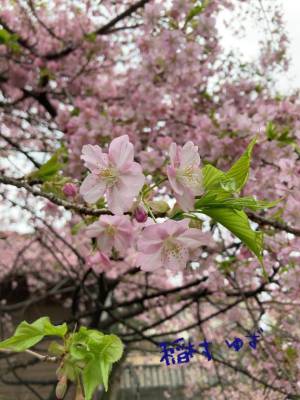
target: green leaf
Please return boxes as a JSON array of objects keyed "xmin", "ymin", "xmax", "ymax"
[
  {"xmin": 69, "ymin": 327, "xmax": 105, "ymax": 362},
  {"xmin": 82, "ymin": 359, "xmax": 102, "ymax": 400},
  {"xmin": 42, "ymin": 176, "xmax": 69, "ymax": 198},
  {"xmin": 100, "ymin": 360, "xmax": 112, "ymax": 392},
  {"xmin": 70, "ymin": 341, "xmax": 90, "ymax": 361},
  {"xmin": 0, "ymin": 317, "xmax": 67, "ymax": 352},
  {"xmin": 0, "ymin": 28, "xmax": 11, "ymax": 44},
  {"xmin": 0, "ymin": 29, "xmax": 21, "ymax": 53},
  {"xmin": 202, "ymin": 164, "xmax": 225, "ymax": 191},
  {"xmin": 98, "ymin": 334, "xmax": 124, "ymax": 363},
  {"xmin": 220, "ymin": 137, "xmax": 256, "ymax": 193},
  {"xmin": 28, "ymin": 145, "xmax": 68, "ymax": 182},
  {"xmin": 185, "ymin": 3, "xmax": 205, "ymax": 25},
  {"xmin": 195, "ymin": 190, "xmax": 231, "ymax": 208},
  {"xmin": 71, "ymin": 220, "xmax": 86, "ymax": 235},
  {"xmin": 201, "ymin": 207, "xmax": 264, "ymax": 263},
  {"xmin": 84, "ymin": 32, "xmax": 97, "ymax": 43},
  {"xmin": 32, "ymin": 317, "xmax": 67, "ymax": 337},
  {"xmin": 202, "ymin": 138, "xmax": 256, "ymax": 193},
  {"xmin": 266, "ymin": 121, "xmax": 278, "ymax": 140},
  {"xmin": 48, "ymin": 341, "xmax": 65, "ymax": 356},
  {"xmin": 195, "ymin": 193, "xmax": 280, "ymax": 211}
]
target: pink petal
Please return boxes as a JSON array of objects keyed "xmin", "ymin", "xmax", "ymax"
[
  {"xmin": 162, "ymin": 219, "xmax": 190, "ymax": 236},
  {"xmin": 85, "ymin": 221, "xmax": 105, "ymax": 238},
  {"xmin": 114, "ymin": 233, "xmax": 133, "ymax": 256},
  {"xmin": 167, "ymin": 165, "xmax": 184, "ymax": 195},
  {"xmin": 180, "ymin": 141, "xmax": 200, "ymax": 168},
  {"xmin": 137, "ymin": 236, "xmax": 163, "ymax": 254},
  {"xmin": 108, "ymin": 135, "xmax": 134, "ymax": 169},
  {"xmin": 136, "ymin": 251, "xmax": 163, "ymax": 272},
  {"xmin": 169, "ymin": 142, "xmax": 180, "ymax": 168},
  {"xmin": 178, "ymin": 229, "xmax": 208, "ymax": 250},
  {"xmin": 80, "ymin": 174, "xmax": 106, "ymax": 204},
  {"xmin": 175, "ymin": 188, "xmax": 195, "ymax": 211},
  {"xmin": 106, "ymin": 185, "xmax": 133, "ymax": 215},
  {"xmin": 97, "ymin": 235, "xmax": 114, "ymax": 254},
  {"xmin": 81, "ymin": 144, "xmax": 108, "ymax": 172},
  {"xmin": 118, "ymin": 163, "xmax": 145, "ymax": 195}
]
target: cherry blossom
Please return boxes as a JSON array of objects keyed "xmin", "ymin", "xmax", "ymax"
[
  {"xmin": 79, "ymin": 135, "xmax": 145, "ymax": 214},
  {"xmin": 85, "ymin": 215, "xmax": 133, "ymax": 257},
  {"xmin": 167, "ymin": 142, "xmax": 204, "ymax": 211},
  {"xmin": 136, "ymin": 219, "xmax": 208, "ymax": 272}
]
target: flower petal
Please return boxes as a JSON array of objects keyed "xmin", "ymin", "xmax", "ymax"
[
  {"xmin": 177, "ymin": 229, "xmax": 209, "ymax": 250},
  {"xmin": 85, "ymin": 221, "xmax": 105, "ymax": 238},
  {"xmin": 175, "ymin": 187, "xmax": 195, "ymax": 211},
  {"xmin": 169, "ymin": 142, "xmax": 181, "ymax": 168},
  {"xmin": 167, "ymin": 165, "xmax": 184, "ymax": 195},
  {"xmin": 136, "ymin": 251, "xmax": 163, "ymax": 272},
  {"xmin": 181, "ymin": 141, "xmax": 200, "ymax": 168},
  {"xmin": 81, "ymin": 144, "xmax": 108, "ymax": 172},
  {"xmin": 106, "ymin": 185, "xmax": 133, "ymax": 215},
  {"xmin": 108, "ymin": 135, "xmax": 134, "ymax": 169},
  {"xmin": 80, "ymin": 174, "xmax": 106, "ymax": 203},
  {"xmin": 118, "ymin": 162, "xmax": 145, "ymax": 196}
]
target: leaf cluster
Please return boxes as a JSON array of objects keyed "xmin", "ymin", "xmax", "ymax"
[{"xmin": 0, "ymin": 317, "xmax": 124, "ymax": 399}]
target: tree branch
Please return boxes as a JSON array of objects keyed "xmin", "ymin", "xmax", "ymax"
[{"xmin": 44, "ymin": 0, "xmax": 151, "ymax": 60}]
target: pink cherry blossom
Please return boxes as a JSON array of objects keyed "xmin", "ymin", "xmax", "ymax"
[
  {"xmin": 80, "ymin": 135, "xmax": 145, "ymax": 214},
  {"xmin": 166, "ymin": 141, "xmax": 204, "ymax": 211},
  {"xmin": 136, "ymin": 219, "xmax": 208, "ymax": 272},
  {"xmin": 85, "ymin": 215, "xmax": 133, "ymax": 257}
]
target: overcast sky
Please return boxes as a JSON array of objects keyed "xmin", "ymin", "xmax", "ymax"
[{"xmin": 218, "ymin": 0, "xmax": 300, "ymax": 94}]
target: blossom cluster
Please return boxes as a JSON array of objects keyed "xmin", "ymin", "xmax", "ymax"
[{"xmin": 81, "ymin": 134, "xmax": 209, "ymax": 272}]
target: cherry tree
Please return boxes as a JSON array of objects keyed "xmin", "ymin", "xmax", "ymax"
[{"xmin": 0, "ymin": 0, "xmax": 299, "ymax": 399}]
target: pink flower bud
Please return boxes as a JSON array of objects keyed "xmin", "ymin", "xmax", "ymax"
[
  {"xmin": 63, "ymin": 183, "xmax": 78, "ymax": 198},
  {"xmin": 134, "ymin": 206, "xmax": 148, "ymax": 223}
]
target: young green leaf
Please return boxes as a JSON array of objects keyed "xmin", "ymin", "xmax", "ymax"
[
  {"xmin": 220, "ymin": 137, "xmax": 256, "ymax": 193},
  {"xmin": 100, "ymin": 359, "xmax": 112, "ymax": 392},
  {"xmin": 202, "ymin": 138, "xmax": 256, "ymax": 194},
  {"xmin": 201, "ymin": 207, "xmax": 264, "ymax": 263},
  {"xmin": 82, "ymin": 359, "xmax": 103, "ymax": 400},
  {"xmin": 98, "ymin": 334, "xmax": 124, "ymax": 363},
  {"xmin": 28, "ymin": 145, "xmax": 68, "ymax": 182},
  {"xmin": 195, "ymin": 193, "xmax": 280, "ymax": 211},
  {"xmin": 0, "ymin": 317, "xmax": 67, "ymax": 352},
  {"xmin": 202, "ymin": 164, "xmax": 225, "ymax": 191}
]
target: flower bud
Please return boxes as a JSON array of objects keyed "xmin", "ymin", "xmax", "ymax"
[
  {"xmin": 63, "ymin": 183, "xmax": 78, "ymax": 198},
  {"xmin": 56, "ymin": 375, "xmax": 68, "ymax": 399},
  {"xmin": 134, "ymin": 205, "xmax": 148, "ymax": 223}
]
